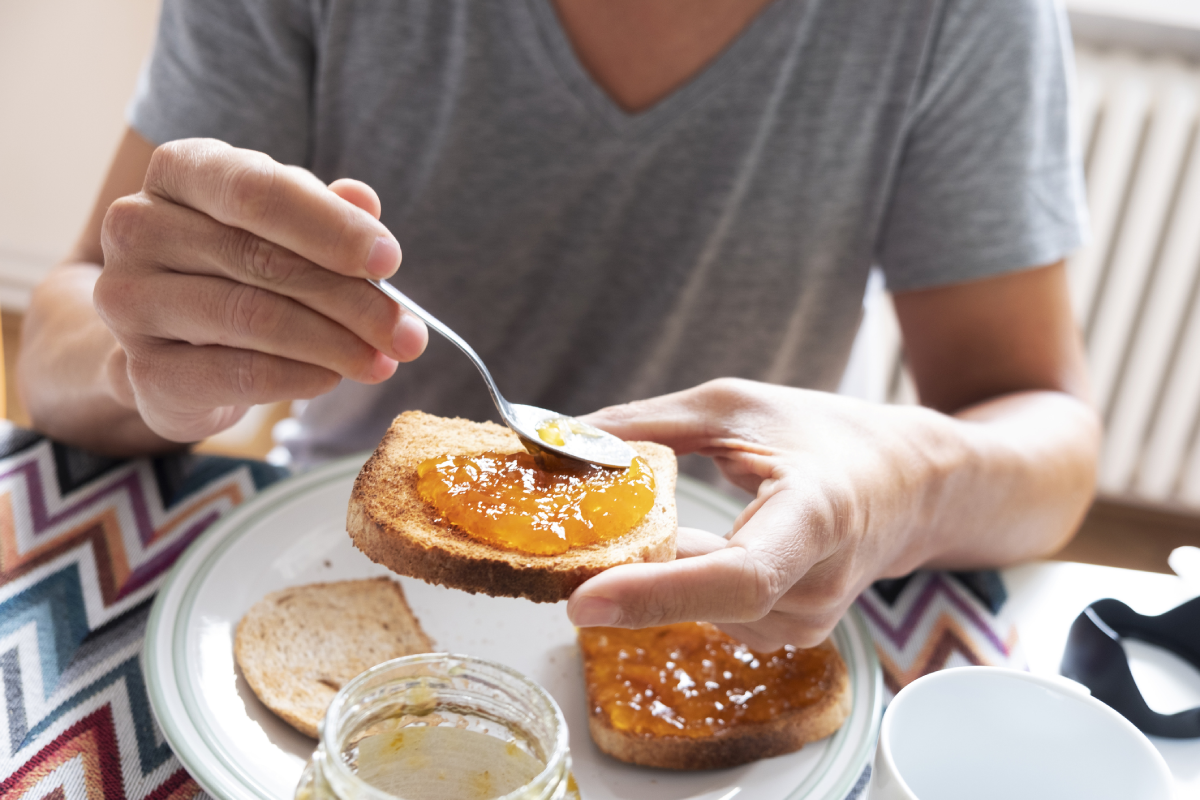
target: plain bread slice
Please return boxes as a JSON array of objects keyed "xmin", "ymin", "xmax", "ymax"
[{"xmin": 233, "ymin": 577, "xmax": 433, "ymax": 739}]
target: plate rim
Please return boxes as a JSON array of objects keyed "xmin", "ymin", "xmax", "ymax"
[
  {"xmin": 145, "ymin": 455, "xmax": 882, "ymax": 799},
  {"xmin": 146, "ymin": 456, "xmax": 363, "ymax": 799}
]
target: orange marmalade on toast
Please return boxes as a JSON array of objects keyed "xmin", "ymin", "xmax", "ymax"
[
  {"xmin": 578, "ymin": 623, "xmax": 842, "ymax": 738},
  {"xmin": 415, "ymin": 451, "xmax": 655, "ymax": 555}
]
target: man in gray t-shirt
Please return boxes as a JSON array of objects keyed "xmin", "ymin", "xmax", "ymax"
[{"xmin": 20, "ymin": 0, "xmax": 1099, "ymax": 649}]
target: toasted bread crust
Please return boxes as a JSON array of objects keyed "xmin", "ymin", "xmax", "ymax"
[
  {"xmin": 234, "ymin": 577, "xmax": 433, "ymax": 739},
  {"xmin": 584, "ymin": 638, "xmax": 851, "ymax": 770},
  {"xmin": 348, "ymin": 411, "xmax": 678, "ymax": 603}
]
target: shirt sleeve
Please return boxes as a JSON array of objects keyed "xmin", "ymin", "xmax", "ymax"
[
  {"xmin": 127, "ymin": 0, "xmax": 315, "ymax": 168},
  {"xmin": 876, "ymin": 0, "xmax": 1089, "ymax": 292}
]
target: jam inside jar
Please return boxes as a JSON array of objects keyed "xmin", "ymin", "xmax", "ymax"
[
  {"xmin": 416, "ymin": 452, "xmax": 655, "ymax": 555},
  {"xmin": 295, "ymin": 654, "xmax": 578, "ymax": 800}
]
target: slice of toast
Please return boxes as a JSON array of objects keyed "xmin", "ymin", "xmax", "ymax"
[
  {"xmin": 579, "ymin": 624, "xmax": 852, "ymax": 770},
  {"xmin": 233, "ymin": 577, "xmax": 433, "ymax": 739},
  {"xmin": 347, "ymin": 411, "xmax": 678, "ymax": 603}
]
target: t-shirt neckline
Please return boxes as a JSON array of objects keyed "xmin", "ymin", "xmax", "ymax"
[{"xmin": 518, "ymin": 0, "xmax": 807, "ymax": 137}]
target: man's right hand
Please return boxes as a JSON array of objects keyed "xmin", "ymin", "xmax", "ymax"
[{"xmin": 92, "ymin": 138, "xmax": 427, "ymax": 444}]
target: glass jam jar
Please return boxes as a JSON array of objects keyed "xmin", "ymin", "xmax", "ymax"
[{"xmin": 295, "ymin": 653, "xmax": 578, "ymax": 800}]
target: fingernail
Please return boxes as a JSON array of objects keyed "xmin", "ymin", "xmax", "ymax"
[
  {"xmin": 571, "ymin": 597, "xmax": 620, "ymax": 627},
  {"xmin": 366, "ymin": 235, "xmax": 401, "ymax": 278}
]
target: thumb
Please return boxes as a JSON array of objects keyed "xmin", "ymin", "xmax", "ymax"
[
  {"xmin": 567, "ymin": 545, "xmax": 769, "ymax": 629},
  {"xmin": 567, "ymin": 489, "xmax": 819, "ymax": 630}
]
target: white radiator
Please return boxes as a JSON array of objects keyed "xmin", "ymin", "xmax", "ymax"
[
  {"xmin": 843, "ymin": 45, "xmax": 1200, "ymax": 509},
  {"xmin": 1075, "ymin": 47, "xmax": 1200, "ymax": 507}
]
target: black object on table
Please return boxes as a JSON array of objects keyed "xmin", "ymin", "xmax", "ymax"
[{"xmin": 1061, "ymin": 596, "xmax": 1200, "ymax": 738}]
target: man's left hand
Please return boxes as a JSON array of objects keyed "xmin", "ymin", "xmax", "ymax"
[{"xmin": 566, "ymin": 377, "xmax": 965, "ymax": 650}]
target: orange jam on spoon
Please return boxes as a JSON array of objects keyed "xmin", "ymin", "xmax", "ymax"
[{"xmin": 415, "ymin": 452, "xmax": 655, "ymax": 555}]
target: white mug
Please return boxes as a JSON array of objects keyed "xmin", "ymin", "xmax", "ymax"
[{"xmin": 866, "ymin": 666, "xmax": 1173, "ymax": 800}]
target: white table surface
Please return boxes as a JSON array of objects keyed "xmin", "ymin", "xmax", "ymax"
[{"xmin": 1002, "ymin": 560, "xmax": 1200, "ymax": 795}]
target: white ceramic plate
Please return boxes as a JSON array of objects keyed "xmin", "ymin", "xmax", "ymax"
[{"xmin": 146, "ymin": 455, "xmax": 882, "ymax": 800}]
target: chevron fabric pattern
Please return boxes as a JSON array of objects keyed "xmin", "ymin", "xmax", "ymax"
[
  {"xmin": 857, "ymin": 571, "xmax": 1024, "ymax": 698},
  {"xmin": 0, "ymin": 424, "xmax": 285, "ymax": 800}
]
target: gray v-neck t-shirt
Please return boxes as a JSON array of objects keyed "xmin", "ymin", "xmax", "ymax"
[{"xmin": 129, "ymin": 0, "xmax": 1086, "ymax": 466}]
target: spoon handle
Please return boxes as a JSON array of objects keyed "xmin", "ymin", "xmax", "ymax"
[{"xmin": 369, "ymin": 279, "xmax": 513, "ymax": 418}]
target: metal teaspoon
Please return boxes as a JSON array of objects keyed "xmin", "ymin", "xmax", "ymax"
[{"xmin": 369, "ymin": 279, "xmax": 637, "ymax": 469}]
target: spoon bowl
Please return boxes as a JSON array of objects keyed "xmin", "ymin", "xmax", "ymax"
[{"xmin": 370, "ymin": 279, "xmax": 638, "ymax": 469}]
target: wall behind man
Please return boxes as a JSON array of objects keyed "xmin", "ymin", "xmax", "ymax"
[{"xmin": 0, "ymin": 0, "xmax": 159, "ymax": 309}]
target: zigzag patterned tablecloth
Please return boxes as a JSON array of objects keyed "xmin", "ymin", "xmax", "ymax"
[{"xmin": 0, "ymin": 424, "xmax": 1023, "ymax": 800}]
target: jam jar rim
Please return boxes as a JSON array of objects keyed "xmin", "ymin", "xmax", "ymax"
[{"xmin": 318, "ymin": 652, "xmax": 570, "ymax": 800}]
